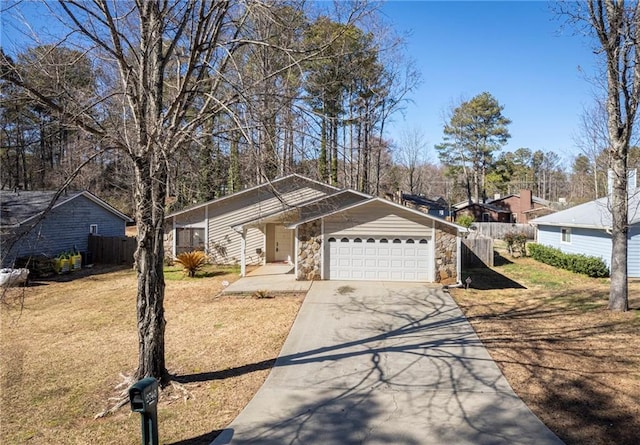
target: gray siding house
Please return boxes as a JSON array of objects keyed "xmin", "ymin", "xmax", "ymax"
[
  {"xmin": 1, "ymin": 190, "xmax": 132, "ymax": 267},
  {"xmin": 530, "ymin": 191, "xmax": 640, "ymax": 277},
  {"xmin": 165, "ymin": 174, "xmax": 467, "ymax": 284}
]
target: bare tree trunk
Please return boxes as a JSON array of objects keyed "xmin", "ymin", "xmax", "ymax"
[
  {"xmin": 584, "ymin": 0, "xmax": 639, "ymax": 311},
  {"xmin": 133, "ymin": 155, "xmax": 168, "ymax": 381},
  {"xmin": 610, "ymin": 152, "xmax": 629, "ymax": 311}
]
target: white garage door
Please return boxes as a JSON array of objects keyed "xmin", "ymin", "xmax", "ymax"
[{"xmin": 327, "ymin": 236, "xmax": 432, "ymax": 281}]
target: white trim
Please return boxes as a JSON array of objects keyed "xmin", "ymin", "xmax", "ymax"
[
  {"xmin": 90, "ymin": 224, "xmax": 99, "ymax": 235},
  {"xmin": 457, "ymin": 231, "xmax": 462, "ymax": 284},
  {"xmin": 294, "ymin": 226, "xmax": 299, "ymax": 279},
  {"xmin": 240, "ymin": 228, "xmax": 247, "ymax": 277},
  {"xmin": 531, "ymin": 221, "xmax": 611, "ymax": 231},
  {"xmin": 287, "ymin": 197, "xmax": 467, "ymax": 233},
  {"xmin": 172, "ymin": 216, "xmax": 176, "ymax": 258},
  {"xmin": 320, "ymin": 218, "xmax": 325, "ymax": 280},
  {"xmin": 262, "ymin": 225, "xmax": 267, "ymax": 265},
  {"xmin": 204, "ymin": 205, "xmax": 209, "ymax": 255},
  {"xmin": 561, "ymin": 227, "xmax": 572, "ymax": 244}
]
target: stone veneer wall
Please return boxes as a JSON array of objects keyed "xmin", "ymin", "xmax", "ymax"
[
  {"xmin": 296, "ymin": 220, "xmax": 322, "ymax": 280},
  {"xmin": 434, "ymin": 223, "xmax": 458, "ymax": 284}
]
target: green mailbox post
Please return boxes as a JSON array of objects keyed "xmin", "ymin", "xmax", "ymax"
[{"xmin": 129, "ymin": 377, "xmax": 159, "ymax": 445}]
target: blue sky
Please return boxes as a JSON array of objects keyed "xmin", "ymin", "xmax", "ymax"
[
  {"xmin": 380, "ymin": 1, "xmax": 600, "ymax": 166},
  {"xmin": 1, "ymin": 1, "xmax": 599, "ymax": 167}
]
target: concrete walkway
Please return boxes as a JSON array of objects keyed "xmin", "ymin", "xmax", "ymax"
[
  {"xmin": 222, "ymin": 264, "xmax": 312, "ymax": 294},
  {"xmin": 212, "ymin": 281, "xmax": 563, "ymax": 445}
]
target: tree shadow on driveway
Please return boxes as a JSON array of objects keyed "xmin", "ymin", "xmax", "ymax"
[{"xmin": 175, "ymin": 286, "xmax": 561, "ymax": 445}]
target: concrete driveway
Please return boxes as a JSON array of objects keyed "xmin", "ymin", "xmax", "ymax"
[{"xmin": 212, "ymin": 281, "xmax": 563, "ymax": 445}]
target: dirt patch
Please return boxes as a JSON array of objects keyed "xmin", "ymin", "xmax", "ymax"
[
  {"xmin": 0, "ymin": 265, "xmax": 303, "ymax": 444},
  {"xmin": 451, "ymin": 255, "xmax": 640, "ymax": 445}
]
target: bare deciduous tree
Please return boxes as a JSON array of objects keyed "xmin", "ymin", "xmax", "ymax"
[
  {"xmin": 1, "ymin": 0, "xmax": 371, "ymax": 386},
  {"xmin": 575, "ymin": 0, "xmax": 640, "ymax": 312}
]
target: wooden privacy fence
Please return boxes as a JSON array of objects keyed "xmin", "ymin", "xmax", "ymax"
[
  {"xmin": 462, "ymin": 236, "xmax": 494, "ymax": 268},
  {"xmin": 88, "ymin": 235, "xmax": 136, "ymax": 266},
  {"xmin": 471, "ymin": 222, "xmax": 535, "ymax": 240}
]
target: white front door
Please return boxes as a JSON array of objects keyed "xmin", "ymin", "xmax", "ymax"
[{"xmin": 274, "ymin": 225, "xmax": 293, "ymax": 263}]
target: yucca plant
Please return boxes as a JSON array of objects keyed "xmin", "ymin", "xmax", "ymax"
[{"xmin": 175, "ymin": 251, "xmax": 207, "ymax": 277}]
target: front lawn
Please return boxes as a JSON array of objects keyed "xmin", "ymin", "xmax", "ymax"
[
  {"xmin": 451, "ymin": 255, "xmax": 640, "ymax": 445},
  {"xmin": 0, "ymin": 265, "xmax": 303, "ymax": 444}
]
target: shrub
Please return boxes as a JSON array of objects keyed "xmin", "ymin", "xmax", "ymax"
[
  {"xmin": 456, "ymin": 214, "xmax": 475, "ymax": 228},
  {"xmin": 528, "ymin": 243, "xmax": 609, "ymax": 278},
  {"xmin": 503, "ymin": 232, "xmax": 528, "ymax": 257},
  {"xmin": 175, "ymin": 251, "xmax": 207, "ymax": 277}
]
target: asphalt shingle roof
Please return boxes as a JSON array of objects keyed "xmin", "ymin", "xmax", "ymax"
[
  {"xmin": 0, "ymin": 190, "xmax": 84, "ymax": 227},
  {"xmin": 530, "ymin": 190, "xmax": 640, "ymax": 228}
]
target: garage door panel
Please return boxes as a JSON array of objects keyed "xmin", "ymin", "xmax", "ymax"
[
  {"xmin": 364, "ymin": 258, "xmax": 377, "ymax": 267},
  {"xmin": 327, "ymin": 236, "xmax": 432, "ymax": 282}
]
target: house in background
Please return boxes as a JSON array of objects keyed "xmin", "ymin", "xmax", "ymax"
[
  {"xmin": 531, "ymin": 170, "xmax": 640, "ymax": 276},
  {"xmin": 394, "ymin": 193, "xmax": 451, "ymax": 219},
  {"xmin": 164, "ymin": 174, "xmax": 467, "ymax": 284},
  {"xmin": 530, "ymin": 191, "xmax": 640, "ymax": 277},
  {"xmin": 454, "ymin": 189, "xmax": 552, "ymax": 223},
  {"xmin": 0, "ymin": 190, "xmax": 132, "ymax": 267}
]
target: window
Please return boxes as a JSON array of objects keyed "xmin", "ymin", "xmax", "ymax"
[
  {"xmin": 393, "ymin": 238, "xmax": 401, "ymax": 244},
  {"xmin": 341, "ymin": 237, "xmax": 349, "ymax": 242},
  {"xmin": 511, "ymin": 213, "xmax": 518, "ymax": 223},
  {"xmin": 379, "ymin": 238, "xmax": 388, "ymax": 243},
  {"xmin": 328, "ymin": 237, "xmax": 336, "ymax": 242},
  {"xmin": 419, "ymin": 239, "xmax": 428, "ymax": 244},
  {"xmin": 561, "ymin": 228, "xmax": 571, "ymax": 243},
  {"xmin": 354, "ymin": 238, "xmax": 362, "ymax": 243},
  {"xmin": 89, "ymin": 224, "xmax": 98, "ymax": 235},
  {"xmin": 176, "ymin": 227, "xmax": 205, "ymax": 254},
  {"xmin": 482, "ymin": 212, "xmax": 491, "ymax": 222},
  {"xmin": 366, "ymin": 238, "xmax": 375, "ymax": 243},
  {"xmin": 406, "ymin": 239, "xmax": 415, "ymax": 244}
]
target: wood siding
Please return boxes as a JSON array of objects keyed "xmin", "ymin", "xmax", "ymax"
[
  {"xmin": 627, "ymin": 225, "xmax": 640, "ymax": 278},
  {"xmin": 537, "ymin": 225, "xmax": 612, "ymax": 269},
  {"xmin": 324, "ymin": 201, "xmax": 435, "ymax": 237},
  {"xmin": 2, "ymin": 195, "xmax": 128, "ymax": 266},
  {"xmin": 170, "ymin": 183, "xmax": 331, "ymax": 264}
]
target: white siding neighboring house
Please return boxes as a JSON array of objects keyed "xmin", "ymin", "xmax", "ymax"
[
  {"xmin": 530, "ymin": 190, "xmax": 640, "ymax": 277},
  {"xmin": 164, "ymin": 174, "xmax": 467, "ymax": 284}
]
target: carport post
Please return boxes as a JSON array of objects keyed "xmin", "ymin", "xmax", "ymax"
[{"xmin": 240, "ymin": 228, "xmax": 246, "ymax": 277}]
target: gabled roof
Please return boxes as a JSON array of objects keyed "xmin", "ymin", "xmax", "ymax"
[
  {"xmin": 455, "ymin": 201, "xmax": 511, "ymax": 214},
  {"xmin": 165, "ymin": 174, "xmax": 340, "ymax": 218},
  {"xmin": 231, "ymin": 189, "xmax": 369, "ymax": 231},
  {"xmin": 286, "ymin": 197, "xmax": 467, "ymax": 232},
  {"xmin": 530, "ymin": 190, "xmax": 640, "ymax": 229},
  {"xmin": 401, "ymin": 193, "xmax": 448, "ymax": 210},
  {"xmin": 454, "ymin": 191, "xmax": 548, "ymax": 210},
  {"xmin": 0, "ymin": 190, "xmax": 132, "ymax": 227}
]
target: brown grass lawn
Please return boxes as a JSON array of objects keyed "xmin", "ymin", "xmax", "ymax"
[
  {"xmin": 3, "ymin": 256, "xmax": 640, "ymax": 445},
  {"xmin": 450, "ymin": 253, "xmax": 640, "ymax": 445},
  {"xmin": 0, "ymin": 265, "xmax": 303, "ymax": 444}
]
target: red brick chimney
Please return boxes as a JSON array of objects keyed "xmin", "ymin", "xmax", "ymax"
[{"xmin": 520, "ymin": 189, "xmax": 533, "ymax": 211}]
